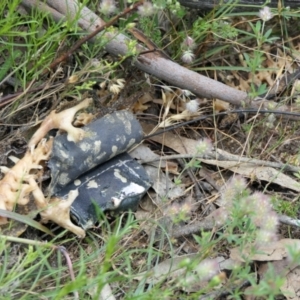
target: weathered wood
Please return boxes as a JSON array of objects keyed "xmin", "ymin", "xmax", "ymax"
[
  {"xmin": 40, "ymin": 0, "xmax": 249, "ymax": 106},
  {"xmin": 179, "ymin": 0, "xmax": 300, "ymax": 9}
]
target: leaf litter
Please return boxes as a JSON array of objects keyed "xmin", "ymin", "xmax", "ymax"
[{"xmin": 2, "ymin": 1, "xmax": 300, "ymax": 299}]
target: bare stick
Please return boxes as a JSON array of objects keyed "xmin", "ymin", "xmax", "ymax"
[
  {"xmin": 22, "ymin": 0, "xmax": 65, "ymax": 22},
  {"xmin": 278, "ymin": 214, "xmax": 300, "ymax": 228},
  {"xmin": 138, "ymin": 152, "xmax": 300, "ymax": 173},
  {"xmin": 44, "ymin": 0, "xmax": 249, "ymax": 106}
]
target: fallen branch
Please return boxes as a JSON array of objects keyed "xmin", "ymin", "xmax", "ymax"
[
  {"xmin": 23, "ymin": 0, "xmax": 250, "ymax": 106},
  {"xmin": 278, "ymin": 214, "xmax": 300, "ymax": 228},
  {"xmin": 21, "ymin": 0, "xmax": 65, "ymax": 22}
]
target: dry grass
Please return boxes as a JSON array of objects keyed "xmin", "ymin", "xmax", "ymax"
[{"xmin": 2, "ymin": 0, "xmax": 300, "ymax": 299}]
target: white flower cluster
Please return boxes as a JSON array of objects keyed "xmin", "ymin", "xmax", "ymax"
[
  {"xmin": 258, "ymin": 6, "xmax": 273, "ymax": 22},
  {"xmin": 99, "ymin": 0, "xmax": 117, "ymax": 15},
  {"xmin": 185, "ymin": 99, "xmax": 199, "ymax": 113},
  {"xmin": 181, "ymin": 36, "xmax": 196, "ymax": 64}
]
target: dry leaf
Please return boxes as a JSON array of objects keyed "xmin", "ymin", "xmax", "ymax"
[
  {"xmin": 130, "ymin": 144, "xmax": 178, "ymax": 174},
  {"xmin": 134, "ymin": 255, "xmax": 235, "ymax": 293},
  {"xmin": 142, "ymin": 123, "xmax": 300, "ymax": 192},
  {"xmin": 145, "ymin": 165, "xmax": 185, "ymax": 202},
  {"xmin": 135, "ymin": 193, "xmax": 160, "ymax": 236},
  {"xmin": 132, "ymin": 92, "xmax": 152, "ymax": 113},
  {"xmin": 203, "ymin": 162, "xmax": 300, "ymax": 193},
  {"xmin": 134, "ymin": 254, "xmax": 197, "ymax": 283},
  {"xmin": 142, "ymin": 122, "xmax": 199, "ymax": 155},
  {"xmin": 257, "ymin": 259, "xmax": 300, "ymax": 300},
  {"xmin": 230, "ymin": 238, "xmax": 300, "ymax": 262},
  {"xmin": 281, "ymin": 266, "xmax": 300, "ymax": 299}
]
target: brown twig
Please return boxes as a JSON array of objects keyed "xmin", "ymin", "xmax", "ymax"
[
  {"xmin": 143, "ymin": 108, "xmax": 300, "ymax": 142},
  {"xmin": 138, "ymin": 150, "xmax": 300, "ymax": 173}
]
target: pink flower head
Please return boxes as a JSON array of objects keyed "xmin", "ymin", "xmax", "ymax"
[
  {"xmin": 250, "ymin": 192, "xmax": 273, "ymax": 226},
  {"xmin": 261, "ymin": 211, "xmax": 279, "ymax": 232},
  {"xmin": 220, "ymin": 176, "xmax": 248, "ymax": 208},
  {"xmin": 182, "ymin": 36, "xmax": 196, "ymax": 50},
  {"xmin": 256, "ymin": 229, "xmax": 277, "ymax": 245}
]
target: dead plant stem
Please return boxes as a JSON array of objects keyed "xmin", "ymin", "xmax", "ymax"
[{"xmin": 138, "ymin": 152, "xmax": 300, "ymax": 173}]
